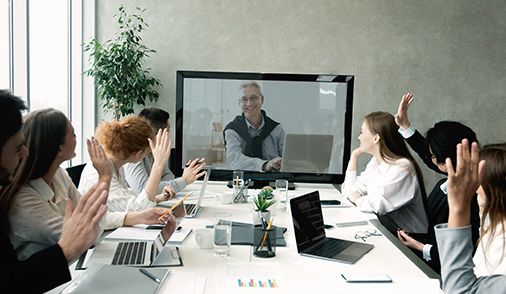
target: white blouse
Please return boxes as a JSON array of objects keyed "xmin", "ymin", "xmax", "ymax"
[
  {"xmin": 473, "ymin": 220, "xmax": 506, "ymax": 277},
  {"xmin": 8, "ymin": 168, "xmax": 99, "ymax": 260},
  {"xmin": 341, "ymin": 157, "xmax": 428, "ymax": 233},
  {"xmin": 78, "ymin": 161, "xmax": 156, "ymax": 221}
]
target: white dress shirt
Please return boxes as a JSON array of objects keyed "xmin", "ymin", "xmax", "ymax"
[
  {"xmin": 342, "ymin": 157, "xmax": 428, "ymax": 233},
  {"xmin": 124, "ymin": 153, "xmax": 187, "ymax": 194},
  {"xmin": 7, "ymin": 168, "xmax": 102, "ymax": 260},
  {"xmin": 473, "ymin": 220, "xmax": 506, "ymax": 277},
  {"xmin": 224, "ymin": 115, "xmax": 285, "ymax": 171}
]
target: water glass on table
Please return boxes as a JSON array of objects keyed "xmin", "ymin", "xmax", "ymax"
[
  {"xmin": 275, "ymin": 179, "xmax": 289, "ymax": 212},
  {"xmin": 213, "ymin": 212, "xmax": 232, "ymax": 257}
]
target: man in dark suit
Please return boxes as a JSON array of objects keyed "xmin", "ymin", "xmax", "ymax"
[
  {"xmin": 0, "ymin": 90, "xmax": 108, "ymax": 293},
  {"xmin": 394, "ymin": 92, "xmax": 480, "ymax": 274}
]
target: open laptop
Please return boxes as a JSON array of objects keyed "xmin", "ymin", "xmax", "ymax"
[
  {"xmin": 290, "ymin": 191, "xmax": 374, "ymax": 264},
  {"xmin": 281, "ymin": 134, "xmax": 334, "ymax": 173},
  {"xmin": 182, "ymin": 168, "xmax": 211, "ymax": 218},
  {"xmin": 82, "ymin": 223, "xmax": 180, "ymax": 268}
]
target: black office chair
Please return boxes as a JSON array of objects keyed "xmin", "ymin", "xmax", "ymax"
[{"xmin": 66, "ymin": 163, "xmax": 86, "ymax": 187}]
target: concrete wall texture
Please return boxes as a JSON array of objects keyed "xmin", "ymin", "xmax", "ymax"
[{"xmin": 95, "ymin": 0, "xmax": 506, "ymax": 188}]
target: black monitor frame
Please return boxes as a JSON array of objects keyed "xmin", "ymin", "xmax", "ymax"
[{"xmin": 174, "ymin": 70, "xmax": 354, "ymax": 184}]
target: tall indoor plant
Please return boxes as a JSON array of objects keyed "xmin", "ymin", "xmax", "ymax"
[{"xmin": 84, "ymin": 6, "xmax": 162, "ymax": 120}]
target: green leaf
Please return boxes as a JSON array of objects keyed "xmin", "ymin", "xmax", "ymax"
[{"xmin": 82, "ymin": 5, "xmax": 162, "ymax": 120}]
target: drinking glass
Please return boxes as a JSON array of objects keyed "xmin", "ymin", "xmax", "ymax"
[
  {"xmin": 275, "ymin": 179, "xmax": 289, "ymax": 212},
  {"xmin": 213, "ymin": 212, "xmax": 232, "ymax": 257}
]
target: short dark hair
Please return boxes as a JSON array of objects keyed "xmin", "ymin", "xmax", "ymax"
[
  {"xmin": 426, "ymin": 121, "xmax": 478, "ymax": 167},
  {"xmin": 138, "ymin": 107, "xmax": 170, "ymax": 130},
  {"xmin": 0, "ymin": 90, "xmax": 27, "ymax": 153}
]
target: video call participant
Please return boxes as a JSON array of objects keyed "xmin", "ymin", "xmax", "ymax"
[
  {"xmin": 341, "ymin": 111, "xmax": 429, "ymax": 235},
  {"xmin": 436, "ymin": 140, "xmax": 506, "ymax": 293},
  {"xmin": 0, "ymin": 91, "xmax": 108, "ymax": 293},
  {"xmin": 394, "ymin": 92, "xmax": 480, "ymax": 274},
  {"xmin": 223, "ymin": 82, "xmax": 285, "ymax": 172},
  {"xmin": 125, "ymin": 107, "xmax": 206, "ymax": 194}
]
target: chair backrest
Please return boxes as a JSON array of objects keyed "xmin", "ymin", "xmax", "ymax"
[{"xmin": 66, "ymin": 163, "xmax": 86, "ymax": 187}]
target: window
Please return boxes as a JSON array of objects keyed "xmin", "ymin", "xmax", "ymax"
[{"xmin": 6, "ymin": 0, "xmax": 96, "ymax": 165}]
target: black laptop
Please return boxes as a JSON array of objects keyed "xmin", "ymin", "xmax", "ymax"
[{"xmin": 290, "ymin": 191, "xmax": 374, "ymax": 264}]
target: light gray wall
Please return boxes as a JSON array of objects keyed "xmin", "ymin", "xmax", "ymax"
[{"xmin": 95, "ymin": 0, "xmax": 506, "ymax": 189}]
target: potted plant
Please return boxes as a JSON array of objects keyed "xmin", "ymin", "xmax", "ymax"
[
  {"xmin": 253, "ymin": 186, "xmax": 276, "ymax": 226},
  {"xmin": 84, "ymin": 5, "xmax": 162, "ymax": 120}
]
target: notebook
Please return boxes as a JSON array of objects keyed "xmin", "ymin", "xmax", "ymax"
[
  {"xmin": 290, "ymin": 191, "xmax": 374, "ymax": 264},
  {"xmin": 79, "ymin": 222, "xmax": 182, "ymax": 269},
  {"xmin": 280, "ymin": 134, "xmax": 334, "ymax": 173}
]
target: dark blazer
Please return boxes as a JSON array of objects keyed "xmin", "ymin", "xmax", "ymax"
[
  {"xmin": 0, "ymin": 225, "xmax": 71, "ymax": 293},
  {"xmin": 405, "ymin": 130, "xmax": 481, "ymax": 274}
]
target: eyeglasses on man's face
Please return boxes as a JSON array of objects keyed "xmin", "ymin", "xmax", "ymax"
[{"xmin": 239, "ymin": 95, "xmax": 261, "ymax": 105}]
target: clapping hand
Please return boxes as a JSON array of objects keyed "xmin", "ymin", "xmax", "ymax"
[
  {"xmin": 182, "ymin": 158, "xmax": 206, "ymax": 185},
  {"xmin": 87, "ymin": 137, "xmax": 112, "ymax": 183},
  {"xmin": 149, "ymin": 128, "xmax": 171, "ymax": 169}
]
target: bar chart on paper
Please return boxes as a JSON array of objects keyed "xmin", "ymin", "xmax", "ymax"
[
  {"xmin": 218, "ymin": 262, "xmax": 288, "ymax": 293},
  {"xmin": 237, "ymin": 278, "xmax": 279, "ymax": 288}
]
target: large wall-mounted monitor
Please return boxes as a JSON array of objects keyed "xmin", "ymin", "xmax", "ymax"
[{"xmin": 174, "ymin": 70, "xmax": 354, "ymax": 184}]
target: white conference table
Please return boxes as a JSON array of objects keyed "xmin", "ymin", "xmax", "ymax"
[{"xmin": 54, "ymin": 181, "xmax": 442, "ymax": 294}]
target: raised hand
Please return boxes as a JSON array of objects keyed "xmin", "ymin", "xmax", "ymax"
[
  {"xmin": 446, "ymin": 139, "xmax": 485, "ymax": 228},
  {"xmin": 87, "ymin": 137, "xmax": 112, "ymax": 183},
  {"xmin": 58, "ymin": 182, "xmax": 108, "ymax": 262},
  {"xmin": 394, "ymin": 92, "xmax": 414, "ymax": 129},
  {"xmin": 148, "ymin": 128, "xmax": 171, "ymax": 169},
  {"xmin": 182, "ymin": 158, "xmax": 206, "ymax": 185}
]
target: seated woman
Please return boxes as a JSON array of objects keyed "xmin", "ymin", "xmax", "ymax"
[
  {"xmin": 473, "ymin": 143, "xmax": 506, "ymax": 277},
  {"xmin": 394, "ymin": 92, "xmax": 480, "ymax": 274},
  {"xmin": 7, "ymin": 109, "xmax": 177, "ymax": 260},
  {"xmin": 435, "ymin": 140, "xmax": 506, "ymax": 292},
  {"xmin": 341, "ymin": 111, "xmax": 428, "ymax": 234},
  {"xmin": 79, "ymin": 116, "xmax": 176, "ymax": 213}
]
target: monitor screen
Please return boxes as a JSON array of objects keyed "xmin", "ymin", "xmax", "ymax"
[{"xmin": 174, "ymin": 71, "xmax": 354, "ymax": 184}]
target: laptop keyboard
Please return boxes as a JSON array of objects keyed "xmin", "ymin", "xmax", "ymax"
[
  {"xmin": 306, "ymin": 239, "xmax": 352, "ymax": 258},
  {"xmin": 111, "ymin": 241, "xmax": 147, "ymax": 265},
  {"xmin": 185, "ymin": 203, "xmax": 196, "ymax": 215}
]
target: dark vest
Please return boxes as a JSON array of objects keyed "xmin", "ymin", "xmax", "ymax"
[{"xmin": 223, "ymin": 110, "xmax": 279, "ymax": 159}]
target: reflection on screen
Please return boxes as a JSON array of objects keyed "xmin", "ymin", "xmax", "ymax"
[{"xmin": 181, "ymin": 77, "xmax": 348, "ymax": 174}]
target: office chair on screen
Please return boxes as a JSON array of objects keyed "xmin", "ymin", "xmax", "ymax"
[{"xmin": 66, "ymin": 163, "xmax": 86, "ymax": 187}]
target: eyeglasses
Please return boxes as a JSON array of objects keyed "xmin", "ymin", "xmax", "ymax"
[
  {"xmin": 354, "ymin": 229, "xmax": 382, "ymax": 242},
  {"xmin": 239, "ymin": 95, "xmax": 261, "ymax": 105}
]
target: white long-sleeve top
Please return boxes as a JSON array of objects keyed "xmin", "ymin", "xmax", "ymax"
[
  {"xmin": 473, "ymin": 219, "xmax": 506, "ymax": 277},
  {"xmin": 341, "ymin": 157, "xmax": 428, "ymax": 233},
  {"xmin": 78, "ymin": 161, "xmax": 156, "ymax": 227},
  {"xmin": 8, "ymin": 168, "xmax": 104, "ymax": 260}
]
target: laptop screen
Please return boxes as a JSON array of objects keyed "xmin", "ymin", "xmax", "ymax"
[
  {"xmin": 281, "ymin": 134, "xmax": 334, "ymax": 173},
  {"xmin": 290, "ymin": 191, "xmax": 326, "ymax": 252}
]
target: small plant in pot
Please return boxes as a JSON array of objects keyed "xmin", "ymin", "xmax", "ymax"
[{"xmin": 253, "ymin": 187, "xmax": 276, "ymax": 226}]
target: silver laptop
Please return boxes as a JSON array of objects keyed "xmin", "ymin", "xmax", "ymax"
[
  {"xmin": 83, "ymin": 224, "xmax": 180, "ymax": 268},
  {"xmin": 183, "ymin": 168, "xmax": 211, "ymax": 218},
  {"xmin": 281, "ymin": 134, "xmax": 334, "ymax": 173},
  {"xmin": 290, "ymin": 191, "xmax": 374, "ymax": 264}
]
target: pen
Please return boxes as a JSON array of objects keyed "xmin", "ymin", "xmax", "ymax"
[
  {"xmin": 158, "ymin": 191, "xmax": 192, "ymax": 222},
  {"xmin": 139, "ymin": 268, "xmax": 161, "ymax": 284}
]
